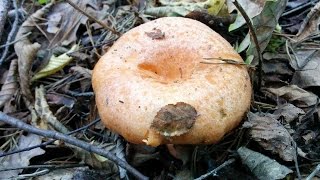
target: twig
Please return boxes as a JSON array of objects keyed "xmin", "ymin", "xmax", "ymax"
[
  {"xmin": 306, "ymin": 164, "xmax": 320, "ymax": 180},
  {"xmin": 18, "ymin": 169, "xmax": 49, "ymax": 179},
  {"xmin": 0, "ymin": 118, "xmax": 100, "ymax": 158},
  {"xmin": 0, "ymin": 32, "xmax": 31, "ymax": 49},
  {"xmin": 282, "ymin": 0, "xmax": 317, "ymax": 16},
  {"xmin": 292, "ymin": 141, "xmax": 301, "ymax": 180},
  {"xmin": 0, "ymin": 0, "xmax": 11, "ymax": 41},
  {"xmin": 232, "ymin": 0, "xmax": 263, "ymax": 90},
  {"xmin": 0, "ymin": 163, "xmax": 86, "ymax": 172},
  {"xmin": 0, "ymin": 112, "xmax": 149, "ymax": 180},
  {"xmin": 65, "ymin": 0, "xmax": 119, "ymax": 36},
  {"xmin": 0, "ymin": 0, "xmax": 19, "ymax": 65},
  {"xmin": 8, "ymin": 8, "xmax": 26, "ymax": 19},
  {"xmin": 194, "ymin": 159, "xmax": 235, "ymax": 180}
]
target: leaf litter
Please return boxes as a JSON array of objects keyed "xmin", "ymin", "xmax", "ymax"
[{"xmin": 1, "ymin": 0, "xmax": 320, "ymax": 179}]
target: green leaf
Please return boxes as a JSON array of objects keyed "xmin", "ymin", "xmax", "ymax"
[
  {"xmin": 32, "ymin": 45, "xmax": 78, "ymax": 81},
  {"xmin": 38, "ymin": 0, "xmax": 50, "ymax": 5}
]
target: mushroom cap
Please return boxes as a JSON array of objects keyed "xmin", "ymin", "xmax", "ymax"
[{"xmin": 92, "ymin": 17, "xmax": 252, "ymax": 146}]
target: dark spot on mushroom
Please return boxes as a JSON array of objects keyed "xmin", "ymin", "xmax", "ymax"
[
  {"xmin": 105, "ymin": 98, "xmax": 109, "ymax": 106},
  {"xmin": 151, "ymin": 102, "xmax": 197, "ymax": 137},
  {"xmin": 145, "ymin": 28, "xmax": 165, "ymax": 40},
  {"xmin": 220, "ymin": 108, "xmax": 227, "ymax": 118},
  {"xmin": 119, "ymin": 100, "xmax": 124, "ymax": 103}
]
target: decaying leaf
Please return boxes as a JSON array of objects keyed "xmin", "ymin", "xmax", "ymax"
[
  {"xmin": 145, "ymin": 0, "xmax": 228, "ymax": 17},
  {"xmin": 0, "ymin": 60, "xmax": 18, "ymax": 108},
  {"xmin": 47, "ymin": 0, "xmax": 113, "ymax": 46},
  {"xmin": 145, "ymin": 28, "xmax": 165, "ymax": 40},
  {"xmin": 92, "ymin": 132, "xmax": 128, "ymax": 179},
  {"xmin": 273, "ymin": 103, "xmax": 305, "ymax": 123},
  {"xmin": 244, "ymin": 112, "xmax": 295, "ymax": 161},
  {"xmin": 35, "ymin": 85, "xmax": 69, "ymax": 133},
  {"xmin": 151, "ymin": 102, "xmax": 197, "ymax": 137},
  {"xmin": 290, "ymin": 50, "xmax": 320, "ymax": 88},
  {"xmin": 262, "ymin": 52, "xmax": 293, "ymax": 86},
  {"xmin": 237, "ymin": 147, "xmax": 293, "ymax": 180},
  {"xmin": 32, "ymin": 45, "xmax": 78, "ymax": 81},
  {"xmin": 14, "ymin": 4, "xmax": 53, "ymax": 106},
  {"xmin": 266, "ymin": 85, "xmax": 318, "ymax": 108},
  {"xmin": 0, "ymin": 134, "xmax": 45, "ymax": 179},
  {"xmin": 293, "ymin": 1, "xmax": 320, "ymax": 42},
  {"xmin": 46, "ymin": 92, "xmax": 75, "ymax": 108},
  {"xmin": 229, "ymin": 0, "xmax": 287, "ymax": 65}
]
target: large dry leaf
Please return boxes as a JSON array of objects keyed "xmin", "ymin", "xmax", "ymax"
[
  {"xmin": 290, "ymin": 50, "xmax": 320, "ymax": 88},
  {"xmin": 244, "ymin": 112, "xmax": 295, "ymax": 161},
  {"xmin": 0, "ymin": 134, "xmax": 45, "ymax": 179},
  {"xmin": 47, "ymin": 0, "xmax": 113, "ymax": 47},
  {"xmin": 266, "ymin": 85, "xmax": 318, "ymax": 108},
  {"xmin": 32, "ymin": 45, "xmax": 78, "ymax": 81},
  {"xmin": 237, "ymin": 147, "xmax": 293, "ymax": 180},
  {"xmin": 293, "ymin": 1, "xmax": 320, "ymax": 42},
  {"xmin": 0, "ymin": 60, "xmax": 18, "ymax": 108},
  {"xmin": 14, "ymin": 3, "xmax": 53, "ymax": 106}
]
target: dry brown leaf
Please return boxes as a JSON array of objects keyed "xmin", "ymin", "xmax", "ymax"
[
  {"xmin": 237, "ymin": 147, "xmax": 293, "ymax": 180},
  {"xmin": 0, "ymin": 60, "xmax": 18, "ymax": 108},
  {"xmin": 47, "ymin": 0, "xmax": 112, "ymax": 47},
  {"xmin": 151, "ymin": 102, "xmax": 197, "ymax": 137},
  {"xmin": 35, "ymin": 85, "xmax": 69, "ymax": 133},
  {"xmin": 266, "ymin": 85, "xmax": 318, "ymax": 108},
  {"xmin": 14, "ymin": 3, "xmax": 54, "ymax": 107},
  {"xmin": 244, "ymin": 112, "xmax": 295, "ymax": 161},
  {"xmin": 0, "ymin": 134, "xmax": 45, "ymax": 179},
  {"xmin": 294, "ymin": 1, "xmax": 320, "ymax": 42}
]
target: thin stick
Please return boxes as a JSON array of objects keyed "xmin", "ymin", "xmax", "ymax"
[
  {"xmin": 65, "ymin": 0, "xmax": 119, "ymax": 36},
  {"xmin": 306, "ymin": 164, "xmax": 320, "ymax": 180},
  {"xmin": 0, "ymin": 163, "xmax": 86, "ymax": 172},
  {"xmin": 194, "ymin": 159, "xmax": 235, "ymax": 180},
  {"xmin": 0, "ymin": 112, "xmax": 149, "ymax": 180},
  {"xmin": 292, "ymin": 141, "xmax": 301, "ymax": 180},
  {"xmin": 0, "ymin": 32, "xmax": 31, "ymax": 49},
  {"xmin": 232, "ymin": 0, "xmax": 263, "ymax": 90}
]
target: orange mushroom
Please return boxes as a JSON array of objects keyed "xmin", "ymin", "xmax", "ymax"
[{"xmin": 92, "ymin": 17, "xmax": 252, "ymax": 147}]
